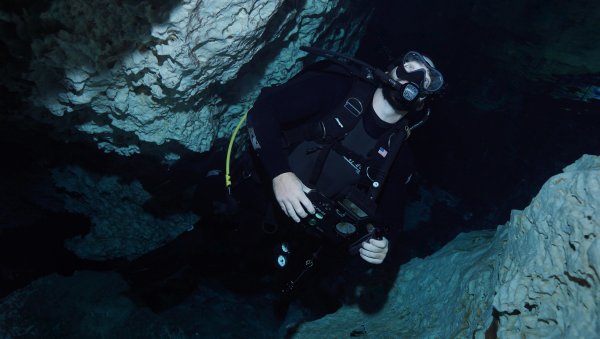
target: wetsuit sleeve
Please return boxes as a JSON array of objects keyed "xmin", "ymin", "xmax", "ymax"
[{"xmin": 247, "ymin": 70, "xmax": 352, "ymax": 179}]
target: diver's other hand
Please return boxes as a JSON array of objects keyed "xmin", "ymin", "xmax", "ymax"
[
  {"xmin": 359, "ymin": 237, "xmax": 389, "ymax": 264},
  {"xmin": 272, "ymin": 172, "xmax": 315, "ymax": 223}
]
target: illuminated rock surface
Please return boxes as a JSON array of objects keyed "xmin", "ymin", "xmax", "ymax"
[
  {"xmin": 52, "ymin": 166, "xmax": 199, "ymax": 260},
  {"xmin": 1, "ymin": 156, "xmax": 596, "ymax": 338},
  {"xmin": 293, "ymin": 155, "xmax": 600, "ymax": 338},
  {"xmin": 0, "ymin": 0, "xmax": 371, "ymax": 261},
  {"xmin": 4, "ymin": 0, "xmax": 370, "ymax": 156}
]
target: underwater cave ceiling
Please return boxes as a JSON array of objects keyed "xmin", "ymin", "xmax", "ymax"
[
  {"xmin": 1, "ymin": 0, "xmax": 372, "ymax": 157},
  {"xmin": 0, "ymin": 0, "xmax": 598, "ymax": 160}
]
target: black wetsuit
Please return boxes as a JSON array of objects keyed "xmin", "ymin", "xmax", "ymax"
[
  {"xmin": 231, "ymin": 65, "xmax": 420, "ymax": 313},
  {"xmin": 247, "ymin": 65, "xmax": 415, "ymax": 230}
]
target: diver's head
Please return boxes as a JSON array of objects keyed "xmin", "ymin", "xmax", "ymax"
[{"xmin": 382, "ymin": 51, "xmax": 444, "ymax": 112}]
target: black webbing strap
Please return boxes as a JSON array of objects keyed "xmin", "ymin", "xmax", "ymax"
[{"xmin": 307, "ymin": 112, "xmax": 364, "ymax": 186}]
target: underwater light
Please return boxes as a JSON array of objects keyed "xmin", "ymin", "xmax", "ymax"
[{"xmin": 277, "ymin": 254, "xmax": 287, "ymax": 268}]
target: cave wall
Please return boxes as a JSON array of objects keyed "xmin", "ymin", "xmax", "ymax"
[
  {"xmin": 1, "ymin": 155, "xmax": 597, "ymax": 337},
  {"xmin": 1, "ymin": 0, "xmax": 372, "ymax": 158},
  {"xmin": 293, "ymin": 155, "xmax": 600, "ymax": 338},
  {"xmin": 0, "ymin": 0, "xmax": 372, "ymax": 260}
]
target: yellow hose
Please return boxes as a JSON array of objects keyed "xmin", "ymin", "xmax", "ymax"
[{"xmin": 225, "ymin": 111, "xmax": 249, "ymax": 192}]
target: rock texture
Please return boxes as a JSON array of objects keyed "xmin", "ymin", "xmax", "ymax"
[
  {"xmin": 0, "ymin": 271, "xmax": 280, "ymax": 338},
  {"xmin": 492, "ymin": 154, "xmax": 600, "ymax": 338},
  {"xmin": 52, "ymin": 166, "xmax": 199, "ymax": 260},
  {"xmin": 0, "ymin": 0, "xmax": 370, "ymax": 263},
  {"xmin": 3, "ymin": 0, "xmax": 371, "ymax": 157},
  {"xmin": 293, "ymin": 154, "xmax": 600, "ymax": 338},
  {"xmin": 0, "ymin": 156, "xmax": 597, "ymax": 337}
]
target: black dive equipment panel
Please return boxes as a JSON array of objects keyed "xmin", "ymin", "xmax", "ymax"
[{"xmin": 302, "ymin": 188, "xmax": 383, "ymax": 254}]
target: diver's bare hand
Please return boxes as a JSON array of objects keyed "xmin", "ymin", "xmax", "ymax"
[
  {"xmin": 359, "ymin": 237, "xmax": 389, "ymax": 264},
  {"xmin": 272, "ymin": 172, "xmax": 315, "ymax": 223}
]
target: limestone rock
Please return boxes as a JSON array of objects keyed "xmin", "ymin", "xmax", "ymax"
[
  {"xmin": 52, "ymin": 166, "xmax": 199, "ymax": 260},
  {"xmin": 0, "ymin": 271, "xmax": 280, "ymax": 338},
  {"xmin": 492, "ymin": 154, "xmax": 600, "ymax": 338},
  {"xmin": 0, "ymin": 272, "xmax": 138, "ymax": 338},
  {"xmin": 8, "ymin": 0, "xmax": 371, "ymax": 156},
  {"xmin": 293, "ymin": 154, "xmax": 600, "ymax": 338},
  {"xmin": 293, "ymin": 229, "xmax": 504, "ymax": 338}
]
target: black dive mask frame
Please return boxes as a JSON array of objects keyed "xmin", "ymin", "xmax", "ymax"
[{"xmin": 300, "ymin": 46, "xmax": 433, "ymax": 112}]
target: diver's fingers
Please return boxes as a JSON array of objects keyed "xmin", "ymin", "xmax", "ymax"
[
  {"xmin": 301, "ymin": 183, "xmax": 312, "ymax": 194},
  {"xmin": 298, "ymin": 192, "xmax": 315, "ymax": 215},
  {"xmin": 361, "ymin": 240, "xmax": 388, "ymax": 254},
  {"xmin": 359, "ymin": 249, "xmax": 384, "ymax": 264},
  {"xmin": 368, "ymin": 237, "xmax": 388, "ymax": 249},
  {"xmin": 290, "ymin": 198, "xmax": 308, "ymax": 219}
]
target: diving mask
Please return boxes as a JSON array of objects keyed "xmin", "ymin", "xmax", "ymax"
[
  {"xmin": 383, "ymin": 51, "xmax": 444, "ymax": 111},
  {"xmin": 393, "ymin": 51, "xmax": 444, "ymax": 94}
]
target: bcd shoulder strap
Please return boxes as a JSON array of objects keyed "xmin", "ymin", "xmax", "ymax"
[
  {"xmin": 282, "ymin": 61, "xmax": 414, "ymax": 203},
  {"xmin": 281, "ymin": 62, "xmax": 375, "ymax": 147},
  {"xmin": 303, "ymin": 79, "xmax": 375, "ymax": 186}
]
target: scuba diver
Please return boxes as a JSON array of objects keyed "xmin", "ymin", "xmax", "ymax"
[
  {"xmin": 127, "ymin": 46, "xmax": 443, "ymax": 317},
  {"xmin": 244, "ymin": 47, "xmax": 443, "ymax": 265},
  {"xmin": 209, "ymin": 46, "xmax": 445, "ymax": 315}
]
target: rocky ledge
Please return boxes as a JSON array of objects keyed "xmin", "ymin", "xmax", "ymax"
[{"xmin": 294, "ymin": 154, "xmax": 599, "ymax": 338}]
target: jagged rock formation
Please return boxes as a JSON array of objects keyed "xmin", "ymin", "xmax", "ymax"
[
  {"xmin": 492, "ymin": 154, "xmax": 599, "ymax": 337},
  {"xmin": 0, "ymin": 150, "xmax": 597, "ymax": 337},
  {"xmin": 52, "ymin": 166, "xmax": 199, "ymax": 260},
  {"xmin": 0, "ymin": 0, "xmax": 371, "ymax": 260},
  {"xmin": 0, "ymin": 271, "xmax": 280, "ymax": 338},
  {"xmin": 1, "ymin": 156, "xmax": 596, "ymax": 337},
  {"xmin": 2, "ymin": 0, "xmax": 371, "ymax": 157},
  {"xmin": 293, "ymin": 154, "xmax": 600, "ymax": 338}
]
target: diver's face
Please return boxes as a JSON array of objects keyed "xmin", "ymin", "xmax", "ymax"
[{"xmin": 384, "ymin": 62, "xmax": 429, "ymax": 112}]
